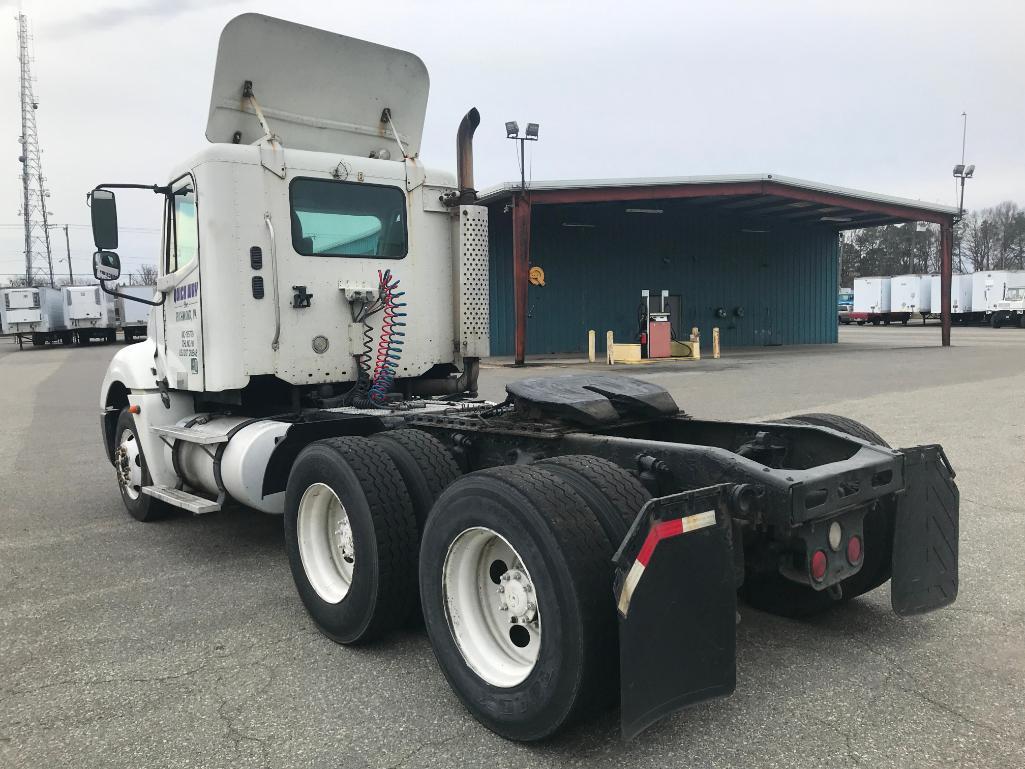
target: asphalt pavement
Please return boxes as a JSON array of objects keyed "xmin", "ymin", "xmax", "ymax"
[{"xmin": 1, "ymin": 324, "xmax": 1023, "ymax": 768}]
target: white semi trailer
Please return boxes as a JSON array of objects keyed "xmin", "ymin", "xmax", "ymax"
[
  {"xmin": 89, "ymin": 14, "xmax": 960, "ymax": 741},
  {"xmin": 890, "ymin": 273, "xmax": 931, "ymax": 318},
  {"xmin": 63, "ymin": 285, "xmax": 118, "ymax": 344},
  {"xmin": 930, "ymin": 274, "xmax": 973, "ymax": 321},
  {"xmin": 115, "ymin": 285, "xmax": 155, "ymax": 343},
  {"xmin": 852, "ymin": 276, "xmax": 910, "ymax": 324},
  {"xmin": 0, "ymin": 286, "xmax": 71, "ymax": 347}
]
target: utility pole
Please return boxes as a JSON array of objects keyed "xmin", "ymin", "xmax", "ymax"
[
  {"xmin": 63, "ymin": 224, "xmax": 72, "ymax": 284},
  {"xmin": 16, "ymin": 12, "xmax": 55, "ymax": 286}
]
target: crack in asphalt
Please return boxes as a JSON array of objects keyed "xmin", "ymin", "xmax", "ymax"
[
  {"xmin": 382, "ymin": 732, "xmax": 464, "ymax": 769},
  {"xmin": 1, "ymin": 662, "xmax": 211, "ymax": 698}
]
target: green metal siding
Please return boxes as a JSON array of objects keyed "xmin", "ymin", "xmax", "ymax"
[{"xmin": 487, "ymin": 202, "xmax": 839, "ymax": 356}]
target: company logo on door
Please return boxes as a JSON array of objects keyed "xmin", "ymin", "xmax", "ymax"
[{"xmin": 174, "ymin": 282, "xmax": 199, "ymax": 302}]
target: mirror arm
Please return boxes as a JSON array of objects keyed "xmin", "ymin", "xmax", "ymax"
[
  {"xmin": 92, "ymin": 183, "xmax": 172, "ymax": 196},
  {"xmin": 99, "ymin": 280, "xmax": 165, "ymax": 307}
]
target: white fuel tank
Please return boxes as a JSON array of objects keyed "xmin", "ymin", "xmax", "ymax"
[{"xmin": 174, "ymin": 417, "xmax": 290, "ymax": 513}]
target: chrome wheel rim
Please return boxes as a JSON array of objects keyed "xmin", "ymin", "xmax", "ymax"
[
  {"xmin": 115, "ymin": 427, "xmax": 143, "ymax": 501},
  {"xmin": 297, "ymin": 483, "xmax": 355, "ymax": 604},
  {"xmin": 442, "ymin": 527, "xmax": 541, "ymax": 688}
]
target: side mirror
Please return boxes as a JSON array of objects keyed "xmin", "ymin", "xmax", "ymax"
[
  {"xmin": 93, "ymin": 250, "xmax": 121, "ymax": 281},
  {"xmin": 90, "ymin": 189, "xmax": 119, "ymax": 250}
]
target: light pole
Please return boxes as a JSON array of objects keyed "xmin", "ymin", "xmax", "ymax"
[
  {"xmin": 505, "ymin": 121, "xmax": 539, "ymax": 192},
  {"xmin": 506, "ymin": 121, "xmax": 538, "ymax": 367}
]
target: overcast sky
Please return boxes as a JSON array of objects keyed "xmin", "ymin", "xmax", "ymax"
[{"xmin": 2, "ymin": 0, "xmax": 1023, "ymax": 282}]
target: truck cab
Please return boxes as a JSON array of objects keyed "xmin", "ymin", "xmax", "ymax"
[
  {"xmin": 94, "ymin": 14, "xmax": 488, "ymax": 463},
  {"xmin": 992, "ymin": 285, "xmax": 1025, "ymax": 328},
  {"xmin": 837, "ymin": 288, "xmax": 853, "ymax": 324}
]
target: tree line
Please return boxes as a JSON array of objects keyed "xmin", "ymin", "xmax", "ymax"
[
  {"xmin": 840, "ymin": 200, "xmax": 1025, "ymax": 288},
  {"xmin": 5, "ymin": 264, "xmax": 157, "ymax": 289}
]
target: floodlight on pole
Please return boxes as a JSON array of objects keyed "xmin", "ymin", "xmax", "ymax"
[
  {"xmin": 506, "ymin": 119, "xmax": 540, "ymax": 193},
  {"xmin": 953, "ymin": 161, "xmax": 975, "ymax": 218}
]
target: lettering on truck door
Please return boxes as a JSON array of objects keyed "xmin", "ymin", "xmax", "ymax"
[{"xmin": 163, "ymin": 175, "xmax": 204, "ymax": 391}]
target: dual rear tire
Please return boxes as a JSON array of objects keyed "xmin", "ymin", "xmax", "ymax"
[{"xmin": 283, "ymin": 435, "xmax": 647, "ymax": 740}]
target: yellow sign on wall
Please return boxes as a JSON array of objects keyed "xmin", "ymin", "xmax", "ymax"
[{"xmin": 529, "ymin": 266, "xmax": 545, "ymax": 286}]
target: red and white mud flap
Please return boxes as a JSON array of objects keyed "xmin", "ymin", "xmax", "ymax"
[
  {"xmin": 612, "ymin": 484, "xmax": 737, "ymax": 740},
  {"xmin": 891, "ymin": 445, "xmax": 959, "ymax": 616}
]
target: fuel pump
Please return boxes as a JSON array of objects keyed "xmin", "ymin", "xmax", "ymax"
[{"xmin": 639, "ymin": 289, "xmax": 672, "ymax": 358}]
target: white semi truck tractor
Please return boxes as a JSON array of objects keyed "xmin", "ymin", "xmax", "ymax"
[{"xmin": 90, "ymin": 14, "xmax": 961, "ymax": 741}]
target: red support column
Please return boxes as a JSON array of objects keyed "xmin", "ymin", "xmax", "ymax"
[
  {"xmin": 512, "ymin": 194, "xmax": 532, "ymax": 365},
  {"xmin": 940, "ymin": 220, "xmax": 952, "ymax": 347}
]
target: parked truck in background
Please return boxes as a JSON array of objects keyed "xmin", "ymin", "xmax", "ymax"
[
  {"xmin": 88, "ymin": 14, "xmax": 961, "ymax": 741},
  {"xmin": 991, "ymin": 284, "xmax": 1025, "ymax": 328},
  {"xmin": 62, "ymin": 285, "xmax": 117, "ymax": 344},
  {"xmin": 116, "ymin": 285, "xmax": 155, "ymax": 343},
  {"xmin": 837, "ymin": 288, "xmax": 854, "ymax": 324},
  {"xmin": 969, "ymin": 270, "xmax": 1025, "ymax": 325},
  {"xmin": 0, "ymin": 286, "xmax": 71, "ymax": 347}
]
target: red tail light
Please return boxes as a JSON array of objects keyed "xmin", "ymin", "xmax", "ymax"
[
  {"xmin": 810, "ymin": 550, "xmax": 828, "ymax": 582},
  {"xmin": 847, "ymin": 535, "xmax": 863, "ymax": 565}
]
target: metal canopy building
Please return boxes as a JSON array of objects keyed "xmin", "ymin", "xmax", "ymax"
[{"xmin": 478, "ymin": 175, "xmax": 959, "ymax": 363}]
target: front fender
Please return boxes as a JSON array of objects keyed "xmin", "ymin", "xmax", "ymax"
[
  {"xmin": 99, "ymin": 339, "xmax": 161, "ymax": 463},
  {"xmin": 99, "ymin": 338, "xmax": 160, "ymax": 409}
]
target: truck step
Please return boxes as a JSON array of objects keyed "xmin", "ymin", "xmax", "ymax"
[
  {"xmin": 141, "ymin": 485, "xmax": 221, "ymax": 515},
  {"xmin": 151, "ymin": 424, "xmax": 233, "ymax": 445}
]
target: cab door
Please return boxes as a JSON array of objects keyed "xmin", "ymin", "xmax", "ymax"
[{"xmin": 161, "ymin": 175, "xmax": 205, "ymax": 391}]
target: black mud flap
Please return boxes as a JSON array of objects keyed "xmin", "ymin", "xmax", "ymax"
[
  {"xmin": 891, "ymin": 445, "xmax": 959, "ymax": 616},
  {"xmin": 612, "ymin": 485, "xmax": 736, "ymax": 740}
]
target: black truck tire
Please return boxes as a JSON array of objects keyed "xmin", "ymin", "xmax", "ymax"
[
  {"xmin": 113, "ymin": 408, "xmax": 172, "ymax": 522},
  {"xmin": 284, "ymin": 437, "xmax": 419, "ymax": 645},
  {"xmin": 780, "ymin": 412, "xmax": 889, "ymax": 447},
  {"xmin": 419, "ymin": 465, "xmax": 617, "ymax": 741},
  {"xmin": 372, "ymin": 429, "xmax": 461, "ymax": 533},
  {"xmin": 537, "ymin": 455, "xmax": 650, "ymax": 546},
  {"xmin": 742, "ymin": 413, "xmax": 894, "ymax": 617}
]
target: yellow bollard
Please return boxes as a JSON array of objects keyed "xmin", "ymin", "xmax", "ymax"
[
  {"xmin": 588, "ymin": 330, "xmax": 596, "ymax": 363},
  {"xmin": 712, "ymin": 327, "xmax": 720, "ymax": 359},
  {"xmin": 690, "ymin": 326, "xmax": 699, "ymax": 343},
  {"xmin": 606, "ymin": 331, "xmax": 615, "ymax": 365}
]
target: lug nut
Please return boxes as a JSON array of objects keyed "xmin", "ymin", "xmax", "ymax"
[
  {"xmin": 512, "ymin": 573, "xmax": 522, "ymax": 581},
  {"xmin": 501, "ymin": 573, "xmax": 510, "ymax": 582}
]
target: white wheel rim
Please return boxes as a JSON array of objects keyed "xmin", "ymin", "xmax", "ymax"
[
  {"xmin": 116, "ymin": 427, "xmax": 144, "ymax": 500},
  {"xmin": 442, "ymin": 527, "xmax": 541, "ymax": 688},
  {"xmin": 297, "ymin": 483, "xmax": 356, "ymax": 604}
]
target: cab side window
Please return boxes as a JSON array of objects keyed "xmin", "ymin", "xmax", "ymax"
[{"xmin": 167, "ymin": 179, "xmax": 198, "ymax": 273}]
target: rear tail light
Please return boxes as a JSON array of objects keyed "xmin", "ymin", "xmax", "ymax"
[
  {"xmin": 847, "ymin": 535, "xmax": 863, "ymax": 565},
  {"xmin": 810, "ymin": 549, "xmax": 828, "ymax": 582}
]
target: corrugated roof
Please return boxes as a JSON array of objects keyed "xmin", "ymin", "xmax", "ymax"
[{"xmin": 477, "ymin": 173, "xmax": 958, "ymax": 219}]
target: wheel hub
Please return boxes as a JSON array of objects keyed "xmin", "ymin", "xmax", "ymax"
[
  {"xmin": 442, "ymin": 527, "xmax": 542, "ymax": 688},
  {"xmin": 498, "ymin": 569, "xmax": 536, "ymax": 624},
  {"xmin": 116, "ymin": 430, "xmax": 143, "ymax": 500},
  {"xmin": 334, "ymin": 517, "xmax": 355, "ymax": 564},
  {"xmin": 297, "ymin": 483, "xmax": 356, "ymax": 604}
]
